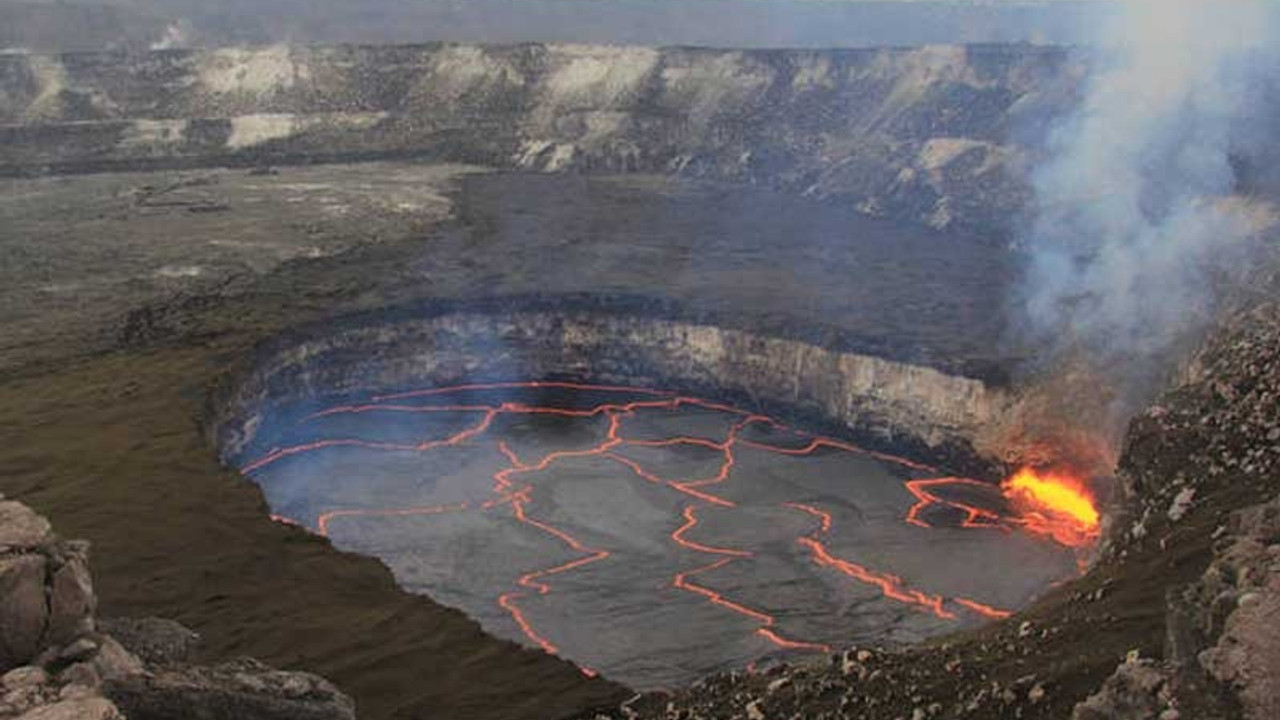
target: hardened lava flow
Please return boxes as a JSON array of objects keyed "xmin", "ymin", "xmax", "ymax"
[{"xmin": 238, "ymin": 381, "xmax": 1100, "ymax": 686}]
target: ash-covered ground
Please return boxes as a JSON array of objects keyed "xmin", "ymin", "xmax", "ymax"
[
  {"xmin": 0, "ymin": 168, "xmax": 1010, "ymax": 377},
  {"xmin": 241, "ymin": 384, "xmax": 1076, "ymax": 688}
]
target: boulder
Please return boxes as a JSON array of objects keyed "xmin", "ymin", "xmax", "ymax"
[
  {"xmin": 59, "ymin": 638, "xmax": 100, "ymax": 664},
  {"xmin": 0, "ymin": 503, "xmax": 52, "ymax": 550},
  {"xmin": 98, "ymin": 617, "xmax": 200, "ymax": 665},
  {"xmin": 2, "ymin": 666, "xmax": 49, "ymax": 690},
  {"xmin": 1070, "ymin": 658, "xmax": 1171, "ymax": 720},
  {"xmin": 16, "ymin": 697, "xmax": 123, "ymax": 720},
  {"xmin": 1234, "ymin": 497, "xmax": 1280, "ymax": 544},
  {"xmin": 57, "ymin": 662, "xmax": 100, "ymax": 691},
  {"xmin": 45, "ymin": 552, "xmax": 96, "ymax": 647},
  {"xmin": 105, "ymin": 658, "xmax": 356, "ymax": 720},
  {"xmin": 0, "ymin": 555, "xmax": 50, "ymax": 670},
  {"xmin": 1198, "ymin": 567, "xmax": 1280, "ymax": 720},
  {"xmin": 89, "ymin": 636, "xmax": 144, "ymax": 682}
]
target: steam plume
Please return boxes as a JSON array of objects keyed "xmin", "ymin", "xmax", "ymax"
[{"xmin": 1015, "ymin": 1, "xmax": 1275, "ymax": 422}]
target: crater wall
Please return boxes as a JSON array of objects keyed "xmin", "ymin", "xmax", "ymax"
[
  {"xmin": 216, "ymin": 304, "xmax": 1011, "ymax": 474},
  {"xmin": 0, "ymin": 43, "xmax": 1078, "ymax": 232}
]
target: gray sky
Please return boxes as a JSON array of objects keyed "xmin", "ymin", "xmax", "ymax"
[{"xmin": 2, "ymin": 0, "xmax": 1120, "ymax": 51}]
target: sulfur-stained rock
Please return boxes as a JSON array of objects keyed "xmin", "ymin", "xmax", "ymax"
[{"xmin": 0, "ymin": 555, "xmax": 50, "ymax": 671}]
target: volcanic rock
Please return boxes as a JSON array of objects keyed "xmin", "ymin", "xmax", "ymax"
[
  {"xmin": 1069, "ymin": 658, "xmax": 1170, "ymax": 720},
  {"xmin": 1191, "ymin": 494, "xmax": 1280, "ymax": 720},
  {"xmin": 0, "ymin": 504, "xmax": 51, "ymax": 550},
  {"xmin": 57, "ymin": 639, "xmax": 98, "ymax": 664},
  {"xmin": 0, "ymin": 556, "xmax": 49, "ymax": 671},
  {"xmin": 104, "ymin": 658, "xmax": 357, "ymax": 720},
  {"xmin": 98, "ymin": 617, "xmax": 200, "ymax": 666},
  {"xmin": 15, "ymin": 697, "xmax": 123, "ymax": 720},
  {"xmin": 0, "ymin": 669, "xmax": 45, "ymax": 693},
  {"xmin": 1028, "ymin": 683, "xmax": 1046, "ymax": 704},
  {"xmin": 89, "ymin": 637, "xmax": 143, "ymax": 682},
  {"xmin": 1082, "ymin": 492, "xmax": 1280, "ymax": 720},
  {"xmin": 56, "ymin": 663, "xmax": 99, "ymax": 692},
  {"xmin": 0, "ymin": 45, "xmax": 1070, "ymax": 235},
  {"xmin": 1200, "ymin": 578, "xmax": 1280, "ymax": 720},
  {"xmin": 0, "ymin": 499, "xmax": 354, "ymax": 720},
  {"xmin": 44, "ymin": 552, "xmax": 96, "ymax": 647},
  {"xmin": 1166, "ymin": 489, "xmax": 1195, "ymax": 523},
  {"xmin": 0, "ymin": 515, "xmax": 98, "ymax": 676}
]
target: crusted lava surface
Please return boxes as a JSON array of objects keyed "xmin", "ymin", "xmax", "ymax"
[{"xmin": 238, "ymin": 382, "xmax": 1078, "ymax": 687}]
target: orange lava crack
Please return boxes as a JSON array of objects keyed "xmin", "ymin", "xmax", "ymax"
[
  {"xmin": 783, "ymin": 502, "xmax": 1012, "ymax": 620},
  {"xmin": 904, "ymin": 477, "xmax": 1007, "ymax": 531}
]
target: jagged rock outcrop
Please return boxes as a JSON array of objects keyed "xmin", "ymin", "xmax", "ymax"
[
  {"xmin": 1181, "ymin": 498, "xmax": 1280, "ymax": 720},
  {"xmin": 0, "ymin": 500, "xmax": 97, "ymax": 675},
  {"xmin": 96, "ymin": 619, "xmax": 199, "ymax": 668},
  {"xmin": 0, "ymin": 498, "xmax": 131, "ymax": 719},
  {"xmin": 1075, "ymin": 301, "xmax": 1280, "ymax": 714},
  {"xmin": 1071, "ymin": 494, "xmax": 1280, "ymax": 720},
  {"xmin": 1070, "ymin": 657, "xmax": 1174, "ymax": 720},
  {"xmin": 0, "ymin": 497, "xmax": 356, "ymax": 720},
  {"xmin": 105, "ymin": 659, "xmax": 355, "ymax": 720}
]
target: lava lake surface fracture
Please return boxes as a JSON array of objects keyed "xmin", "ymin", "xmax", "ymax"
[{"xmin": 239, "ymin": 382, "xmax": 1076, "ymax": 688}]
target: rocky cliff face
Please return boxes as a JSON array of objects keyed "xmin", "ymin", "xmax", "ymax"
[
  {"xmin": 0, "ymin": 43, "xmax": 1076, "ymax": 233},
  {"xmin": 1068, "ymin": 302, "xmax": 1280, "ymax": 720}
]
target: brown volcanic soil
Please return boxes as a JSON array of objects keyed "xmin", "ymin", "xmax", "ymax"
[{"xmin": 0, "ymin": 164, "xmax": 1015, "ymax": 719}]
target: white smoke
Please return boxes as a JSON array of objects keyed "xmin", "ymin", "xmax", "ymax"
[
  {"xmin": 1017, "ymin": 1, "xmax": 1274, "ymax": 379},
  {"xmin": 151, "ymin": 22, "xmax": 193, "ymax": 51}
]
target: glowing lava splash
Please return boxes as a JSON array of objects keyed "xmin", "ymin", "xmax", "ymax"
[
  {"xmin": 1002, "ymin": 467, "xmax": 1101, "ymax": 548},
  {"xmin": 240, "ymin": 381, "xmax": 1089, "ymax": 685}
]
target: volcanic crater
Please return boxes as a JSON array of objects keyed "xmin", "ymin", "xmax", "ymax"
[
  {"xmin": 216, "ymin": 300, "xmax": 1089, "ymax": 687},
  {"xmin": 2, "ymin": 33, "xmax": 1275, "ymax": 720}
]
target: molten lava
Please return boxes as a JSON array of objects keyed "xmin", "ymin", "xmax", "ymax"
[
  {"xmin": 1001, "ymin": 467, "xmax": 1101, "ymax": 548},
  {"xmin": 243, "ymin": 381, "xmax": 1084, "ymax": 676}
]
